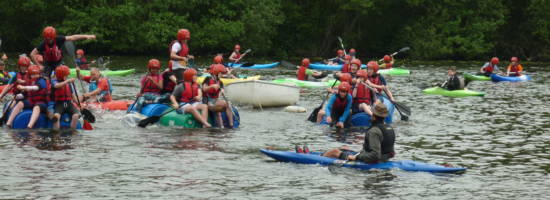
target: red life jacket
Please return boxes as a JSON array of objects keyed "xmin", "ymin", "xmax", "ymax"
[
  {"xmin": 54, "ymin": 80, "xmax": 73, "ymax": 101},
  {"xmin": 368, "ymin": 75, "xmax": 383, "ymax": 92},
  {"xmin": 483, "ymin": 64, "xmax": 495, "ymax": 73},
  {"xmin": 234, "ymin": 52, "xmax": 241, "ymax": 60},
  {"xmin": 179, "ymin": 82, "xmax": 199, "ymax": 103},
  {"xmin": 161, "ymin": 71, "xmax": 176, "ymax": 93},
  {"xmin": 169, "ymin": 40, "xmax": 189, "ymax": 59},
  {"xmin": 332, "ymin": 95, "xmax": 349, "ymax": 113},
  {"xmin": 355, "ymin": 83, "xmax": 372, "ymax": 105},
  {"xmin": 341, "ymin": 63, "xmax": 351, "ymax": 73},
  {"xmin": 141, "ymin": 73, "xmax": 162, "ymax": 94},
  {"xmin": 12, "ymin": 72, "xmax": 29, "ymax": 94},
  {"xmin": 27, "ymin": 77, "xmax": 50, "ymax": 105},
  {"xmin": 204, "ymin": 77, "xmax": 221, "ymax": 99},
  {"xmin": 79, "ymin": 57, "xmax": 89, "ymax": 69},
  {"xmin": 297, "ymin": 66, "xmax": 308, "ymax": 81},
  {"xmin": 510, "ymin": 65, "xmax": 520, "ymax": 74},
  {"xmin": 44, "ymin": 40, "xmax": 63, "ymax": 62},
  {"xmin": 385, "ymin": 63, "xmax": 393, "ymax": 69}
]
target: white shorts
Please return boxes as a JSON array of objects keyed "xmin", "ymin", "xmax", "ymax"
[{"xmin": 178, "ymin": 102, "xmax": 201, "ymax": 113}]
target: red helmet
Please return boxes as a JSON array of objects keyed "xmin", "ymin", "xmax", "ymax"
[
  {"xmin": 357, "ymin": 69, "xmax": 368, "ymax": 78},
  {"xmin": 18, "ymin": 56, "xmax": 31, "ymax": 67},
  {"xmin": 43, "ymin": 26, "xmax": 56, "ymax": 40},
  {"xmin": 28, "ymin": 65, "xmax": 41, "ymax": 75},
  {"xmin": 214, "ymin": 55, "xmax": 223, "ymax": 64},
  {"xmin": 491, "ymin": 57, "xmax": 499, "ymax": 65},
  {"xmin": 510, "ymin": 57, "xmax": 518, "ymax": 62},
  {"xmin": 344, "ymin": 55, "xmax": 351, "ymax": 61},
  {"xmin": 183, "ymin": 68, "xmax": 197, "ymax": 82},
  {"xmin": 338, "ymin": 82, "xmax": 351, "ymax": 92},
  {"xmin": 177, "ymin": 29, "xmax": 190, "ymax": 41},
  {"xmin": 55, "ymin": 65, "xmax": 70, "ymax": 80},
  {"xmin": 351, "ymin": 59, "xmax": 361, "ymax": 67},
  {"xmin": 234, "ymin": 44, "xmax": 241, "ymax": 50},
  {"xmin": 301, "ymin": 58, "xmax": 310, "ymax": 67},
  {"xmin": 367, "ymin": 61, "xmax": 379, "ymax": 73},
  {"xmin": 349, "ymin": 48, "xmax": 356, "ymax": 53},
  {"xmin": 339, "ymin": 73, "xmax": 352, "ymax": 83},
  {"xmin": 337, "ymin": 49, "xmax": 344, "ymax": 56},
  {"xmin": 76, "ymin": 49, "xmax": 84, "ymax": 56},
  {"xmin": 383, "ymin": 55, "xmax": 391, "ymax": 63},
  {"xmin": 147, "ymin": 59, "xmax": 161, "ymax": 69},
  {"xmin": 34, "ymin": 54, "xmax": 44, "ymax": 64},
  {"xmin": 211, "ymin": 64, "xmax": 226, "ymax": 75}
]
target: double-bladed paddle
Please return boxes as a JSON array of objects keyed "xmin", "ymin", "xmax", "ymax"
[
  {"xmin": 138, "ymin": 105, "xmax": 180, "ymax": 128},
  {"xmin": 378, "ymin": 47, "xmax": 411, "ymax": 62},
  {"xmin": 70, "ymin": 82, "xmax": 94, "ymax": 130}
]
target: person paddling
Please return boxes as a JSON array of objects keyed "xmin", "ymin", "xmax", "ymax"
[
  {"xmin": 479, "ymin": 57, "xmax": 500, "ymax": 76},
  {"xmin": 365, "ymin": 61, "xmax": 396, "ymax": 102},
  {"xmin": 51, "ymin": 65, "xmax": 80, "ymax": 129},
  {"xmin": 325, "ymin": 82, "xmax": 353, "ymax": 129},
  {"xmin": 134, "ymin": 59, "xmax": 164, "ymax": 112},
  {"xmin": 202, "ymin": 64, "xmax": 233, "ymax": 128},
  {"xmin": 229, "ymin": 44, "xmax": 248, "ymax": 64},
  {"xmin": 439, "ymin": 66, "xmax": 464, "ymax": 91},
  {"xmin": 30, "ymin": 26, "xmax": 96, "ymax": 78},
  {"xmin": 169, "ymin": 29, "xmax": 194, "ymax": 82},
  {"xmin": 321, "ymin": 103, "xmax": 395, "ymax": 164},
  {"xmin": 77, "ymin": 67, "xmax": 112, "ymax": 103},
  {"xmin": 506, "ymin": 57, "xmax": 523, "ymax": 77},
  {"xmin": 379, "ymin": 55, "xmax": 394, "ymax": 69},
  {"xmin": 316, "ymin": 73, "xmax": 353, "ymax": 123},
  {"xmin": 5, "ymin": 65, "xmax": 50, "ymax": 129},
  {"xmin": 170, "ymin": 68, "xmax": 211, "ymax": 128},
  {"xmin": 296, "ymin": 58, "xmax": 322, "ymax": 81},
  {"xmin": 327, "ymin": 49, "xmax": 345, "ymax": 65}
]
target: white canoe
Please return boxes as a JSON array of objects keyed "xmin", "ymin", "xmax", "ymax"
[{"xmin": 225, "ymin": 80, "xmax": 300, "ymax": 108}]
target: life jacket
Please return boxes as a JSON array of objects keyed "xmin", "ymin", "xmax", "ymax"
[
  {"xmin": 355, "ymin": 83, "xmax": 373, "ymax": 105},
  {"xmin": 27, "ymin": 77, "xmax": 50, "ymax": 105},
  {"xmin": 169, "ymin": 40, "xmax": 188, "ymax": 60},
  {"xmin": 179, "ymin": 82, "xmax": 199, "ymax": 103},
  {"xmin": 509, "ymin": 64, "xmax": 521, "ymax": 75},
  {"xmin": 12, "ymin": 72, "xmax": 29, "ymax": 94},
  {"xmin": 77, "ymin": 57, "xmax": 89, "ymax": 70},
  {"xmin": 368, "ymin": 75, "xmax": 383, "ymax": 92},
  {"xmin": 0, "ymin": 71, "xmax": 10, "ymax": 85},
  {"xmin": 384, "ymin": 63, "xmax": 393, "ymax": 69},
  {"xmin": 89, "ymin": 77, "xmax": 113, "ymax": 101},
  {"xmin": 483, "ymin": 63, "xmax": 495, "ymax": 73},
  {"xmin": 234, "ymin": 52, "xmax": 241, "ymax": 60},
  {"xmin": 204, "ymin": 77, "xmax": 221, "ymax": 99},
  {"xmin": 44, "ymin": 40, "xmax": 63, "ymax": 62},
  {"xmin": 297, "ymin": 66, "xmax": 308, "ymax": 81},
  {"xmin": 53, "ymin": 80, "xmax": 73, "ymax": 101},
  {"xmin": 161, "ymin": 71, "xmax": 176, "ymax": 94},
  {"xmin": 332, "ymin": 94, "xmax": 349, "ymax": 114},
  {"xmin": 341, "ymin": 63, "xmax": 351, "ymax": 73},
  {"xmin": 141, "ymin": 73, "xmax": 162, "ymax": 94},
  {"xmin": 363, "ymin": 123, "xmax": 396, "ymax": 162}
]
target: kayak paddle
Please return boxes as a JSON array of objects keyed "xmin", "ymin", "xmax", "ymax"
[
  {"xmin": 138, "ymin": 105, "xmax": 181, "ymax": 128},
  {"xmin": 378, "ymin": 47, "xmax": 411, "ymax": 62},
  {"xmin": 70, "ymin": 82, "xmax": 94, "ymax": 130},
  {"xmin": 337, "ymin": 36, "xmax": 347, "ymax": 56},
  {"xmin": 0, "ymin": 99, "xmax": 14, "ymax": 126},
  {"xmin": 307, "ymin": 80, "xmax": 339, "ymax": 122},
  {"xmin": 382, "ymin": 88, "xmax": 410, "ymax": 121}
]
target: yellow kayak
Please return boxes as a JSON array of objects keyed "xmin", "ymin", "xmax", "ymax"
[{"xmin": 196, "ymin": 75, "xmax": 261, "ymax": 85}]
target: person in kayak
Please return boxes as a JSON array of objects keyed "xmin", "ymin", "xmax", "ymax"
[
  {"xmin": 170, "ymin": 68, "xmax": 211, "ymax": 128},
  {"xmin": 324, "ymin": 82, "xmax": 353, "ymax": 129},
  {"xmin": 77, "ymin": 67, "xmax": 113, "ymax": 103},
  {"xmin": 5, "ymin": 65, "xmax": 50, "ymax": 129},
  {"xmin": 75, "ymin": 49, "xmax": 93, "ymax": 70},
  {"xmin": 316, "ymin": 73, "xmax": 353, "ymax": 123},
  {"xmin": 334, "ymin": 55, "xmax": 352, "ymax": 78},
  {"xmin": 213, "ymin": 55, "xmax": 236, "ymax": 79},
  {"xmin": 134, "ymin": 59, "xmax": 164, "ymax": 112},
  {"xmin": 51, "ymin": 65, "xmax": 80, "ymax": 129},
  {"xmin": 322, "ymin": 103, "xmax": 395, "ymax": 163},
  {"xmin": 30, "ymin": 26, "xmax": 96, "ymax": 78},
  {"xmin": 169, "ymin": 29, "xmax": 194, "ymax": 82},
  {"xmin": 439, "ymin": 66, "xmax": 464, "ymax": 90},
  {"xmin": 202, "ymin": 64, "xmax": 233, "ymax": 128},
  {"xmin": 349, "ymin": 48, "xmax": 357, "ymax": 60},
  {"xmin": 327, "ymin": 49, "xmax": 345, "ymax": 65},
  {"xmin": 0, "ymin": 60, "xmax": 10, "ymax": 85},
  {"xmin": 506, "ymin": 57, "xmax": 523, "ymax": 77},
  {"xmin": 229, "ymin": 44, "xmax": 248, "ymax": 64},
  {"xmin": 365, "ymin": 61, "xmax": 396, "ymax": 102},
  {"xmin": 379, "ymin": 55, "xmax": 394, "ymax": 69},
  {"xmin": 352, "ymin": 70, "xmax": 376, "ymax": 116},
  {"xmin": 479, "ymin": 57, "xmax": 500, "ymax": 76},
  {"xmin": 296, "ymin": 58, "xmax": 323, "ymax": 81}
]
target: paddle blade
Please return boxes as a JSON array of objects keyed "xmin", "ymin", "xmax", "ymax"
[
  {"xmin": 399, "ymin": 47, "xmax": 411, "ymax": 52},
  {"xmin": 138, "ymin": 116, "xmax": 160, "ymax": 128},
  {"xmin": 313, "ymin": 71, "xmax": 328, "ymax": 79},
  {"xmin": 82, "ymin": 109, "xmax": 96, "ymax": 123},
  {"xmin": 243, "ymin": 49, "xmax": 252, "ymax": 54},
  {"xmin": 394, "ymin": 102, "xmax": 411, "ymax": 116},
  {"xmin": 307, "ymin": 106, "xmax": 322, "ymax": 122},
  {"xmin": 83, "ymin": 120, "xmax": 93, "ymax": 130}
]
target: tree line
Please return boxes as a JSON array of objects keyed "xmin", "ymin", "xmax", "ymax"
[{"xmin": 1, "ymin": 0, "xmax": 549, "ymax": 61}]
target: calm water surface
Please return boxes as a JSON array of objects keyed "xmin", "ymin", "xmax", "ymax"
[{"xmin": 1, "ymin": 57, "xmax": 549, "ymax": 199}]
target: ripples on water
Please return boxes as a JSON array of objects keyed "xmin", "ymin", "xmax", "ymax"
[{"xmin": 1, "ymin": 59, "xmax": 549, "ymax": 199}]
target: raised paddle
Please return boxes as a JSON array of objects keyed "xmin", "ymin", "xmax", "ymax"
[
  {"xmin": 337, "ymin": 36, "xmax": 347, "ymax": 56},
  {"xmin": 138, "ymin": 105, "xmax": 180, "ymax": 128},
  {"xmin": 378, "ymin": 47, "xmax": 411, "ymax": 62},
  {"xmin": 307, "ymin": 80, "xmax": 339, "ymax": 122},
  {"xmin": 70, "ymin": 82, "xmax": 94, "ymax": 130}
]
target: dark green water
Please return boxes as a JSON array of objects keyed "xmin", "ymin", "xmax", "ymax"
[{"xmin": 1, "ymin": 56, "xmax": 549, "ymax": 199}]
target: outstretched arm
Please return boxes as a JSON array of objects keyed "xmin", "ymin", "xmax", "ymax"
[{"xmin": 66, "ymin": 34, "xmax": 96, "ymax": 41}]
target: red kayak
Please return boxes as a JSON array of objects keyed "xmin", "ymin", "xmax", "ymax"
[{"xmin": 84, "ymin": 100, "xmax": 134, "ymax": 111}]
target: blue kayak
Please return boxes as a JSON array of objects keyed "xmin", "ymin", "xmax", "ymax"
[
  {"xmin": 227, "ymin": 62, "xmax": 279, "ymax": 69},
  {"xmin": 260, "ymin": 149, "xmax": 466, "ymax": 173},
  {"xmin": 309, "ymin": 63, "xmax": 366, "ymax": 71},
  {"xmin": 2, "ymin": 102, "xmax": 81, "ymax": 129},
  {"xmin": 490, "ymin": 74, "xmax": 532, "ymax": 82}
]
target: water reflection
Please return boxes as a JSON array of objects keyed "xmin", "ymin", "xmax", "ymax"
[{"xmin": 9, "ymin": 129, "xmax": 78, "ymax": 150}]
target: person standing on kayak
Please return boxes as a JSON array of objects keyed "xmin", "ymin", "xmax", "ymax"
[
  {"xmin": 440, "ymin": 66, "xmax": 464, "ymax": 90},
  {"xmin": 479, "ymin": 57, "xmax": 500, "ymax": 76},
  {"xmin": 365, "ymin": 61, "xmax": 396, "ymax": 102},
  {"xmin": 322, "ymin": 103, "xmax": 395, "ymax": 163},
  {"xmin": 379, "ymin": 55, "xmax": 394, "ymax": 69},
  {"xmin": 296, "ymin": 58, "xmax": 322, "ymax": 81},
  {"xmin": 77, "ymin": 67, "xmax": 112, "ymax": 103},
  {"xmin": 202, "ymin": 64, "xmax": 233, "ymax": 128},
  {"xmin": 134, "ymin": 59, "xmax": 164, "ymax": 112},
  {"xmin": 352, "ymin": 70, "xmax": 376, "ymax": 116},
  {"xmin": 30, "ymin": 26, "xmax": 96, "ymax": 77},
  {"xmin": 170, "ymin": 68, "xmax": 211, "ymax": 128},
  {"xmin": 51, "ymin": 65, "xmax": 80, "ymax": 129},
  {"xmin": 506, "ymin": 57, "xmax": 523, "ymax": 77},
  {"xmin": 170, "ymin": 29, "xmax": 194, "ymax": 82},
  {"xmin": 325, "ymin": 82, "xmax": 353, "ymax": 129}
]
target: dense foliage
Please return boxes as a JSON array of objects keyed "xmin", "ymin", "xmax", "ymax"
[{"xmin": 1, "ymin": 0, "xmax": 550, "ymax": 60}]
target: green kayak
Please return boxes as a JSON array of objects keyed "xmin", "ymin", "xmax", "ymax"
[
  {"xmin": 464, "ymin": 73, "xmax": 490, "ymax": 81},
  {"xmin": 378, "ymin": 68, "xmax": 410, "ymax": 76},
  {"xmin": 69, "ymin": 68, "xmax": 136, "ymax": 77},
  {"xmin": 423, "ymin": 87, "xmax": 485, "ymax": 97},
  {"xmin": 271, "ymin": 78, "xmax": 339, "ymax": 88},
  {"xmin": 159, "ymin": 111, "xmax": 202, "ymax": 128}
]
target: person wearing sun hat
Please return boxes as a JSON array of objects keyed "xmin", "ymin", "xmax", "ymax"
[{"xmin": 321, "ymin": 102, "xmax": 396, "ymax": 163}]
